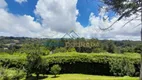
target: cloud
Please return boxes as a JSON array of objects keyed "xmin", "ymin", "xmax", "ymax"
[
  {"xmin": 0, "ymin": 8, "xmax": 43, "ymax": 37},
  {"xmin": 34, "ymin": 0, "xmax": 78, "ymax": 33},
  {"xmin": 0, "ymin": 0, "xmax": 7, "ymax": 8},
  {"xmin": 0, "ymin": 0, "xmax": 141, "ymax": 40},
  {"xmin": 15, "ymin": 0, "xmax": 27, "ymax": 4},
  {"xmin": 76, "ymin": 12, "xmax": 141, "ymax": 40},
  {"xmin": 0, "ymin": 0, "xmax": 65, "ymax": 38}
]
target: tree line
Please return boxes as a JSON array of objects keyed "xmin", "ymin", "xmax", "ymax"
[{"xmin": 0, "ymin": 36, "xmax": 141, "ymax": 54}]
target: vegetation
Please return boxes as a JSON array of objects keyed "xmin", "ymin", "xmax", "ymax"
[
  {"xmin": 0, "ymin": 37, "xmax": 142, "ymax": 79},
  {"xmin": 0, "ymin": 67, "xmax": 25, "ymax": 80},
  {"xmin": 100, "ymin": 0, "xmax": 142, "ymax": 79},
  {"xmin": 0, "ymin": 52, "xmax": 140, "ymax": 77},
  {"xmin": 41, "ymin": 74, "xmax": 138, "ymax": 80},
  {"xmin": 50, "ymin": 64, "xmax": 61, "ymax": 77},
  {"xmin": 0, "ymin": 37, "xmax": 142, "ymax": 54},
  {"xmin": 25, "ymin": 52, "xmax": 48, "ymax": 79}
]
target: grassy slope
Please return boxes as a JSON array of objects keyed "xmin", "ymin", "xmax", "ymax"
[{"xmin": 43, "ymin": 74, "xmax": 138, "ymax": 80}]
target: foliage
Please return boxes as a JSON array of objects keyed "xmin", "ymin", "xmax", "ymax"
[
  {"xmin": 109, "ymin": 58, "xmax": 135, "ymax": 76},
  {"xmin": 0, "ymin": 52, "xmax": 140, "ymax": 76},
  {"xmin": 102, "ymin": 0, "xmax": 141, "ymax": 18},
  {"xmin": 67, "ymin": 48, "xmax": 76, "ymax": 52},
  {"xmin": 135, "ymin": 44, "xmax": 142, "ymax": 54},
  {"xmin": 54, "ymin": 47, "xmax": 67, "ymax": 53},
  {"xmin": 39, "ymin": 47, "xmax": 50, "ymax": 55},
  {"xmin": 25, "ymin": 52, "xmax": 48, "ymax": 79},
  {"xmin": 0, "ymin": 67, "xmax": 25, "ymax": 80},
  {"xmin": 0, "ymin": 37, "xmax": 141, "ymax": 53},
  {"xmin": 50, "ymin": 64, "xmax": 61, "ymax": 77},
  {"xmin": 11, "ymin": 69, "xmax": 25, "ymax": 80},
  {"xmin": 45, "ymin": 52, "xmax": 140, "ymax": 76},
  {"xmin": 92, "ymin": 47, "xmax": 104, "ymax": 53}
]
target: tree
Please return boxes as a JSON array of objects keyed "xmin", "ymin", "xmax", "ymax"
[
  {"xmin": 99, "ymin": 0, "xmax": 142, "ymax": 79},
  {"xmin": 135, "ymin": 44, "xmax": 142, "ymax": 53},
  {"xmin": 50, "ymin": 64, "xmax": 61, "ymax": 77},
  {"xmin": 25, "ymin": 52, "xmax": 48, "ymax": 79},
  {"xmin": 54, "ymin": 47, "xmax": 67, "ymax": 53},
  {"xmin": 107, "ymin": 41, "xmax": 117, "ymax": 53}
]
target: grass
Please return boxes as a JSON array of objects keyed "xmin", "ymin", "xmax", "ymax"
[{"xmin": 38, "ymin": 74, "xmax": 138, "ymax": 80}]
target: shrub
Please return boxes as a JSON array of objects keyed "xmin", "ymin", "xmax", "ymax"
[
  {"xmin": 0, "ymin": 67, "xmax": 25, "ymax": 80},
  {"xmin": 11, "ymin": 69, "xmax": 25, "ymax": 80},
  {"xmin": 54, "ymin": 47, "xmax": 67, "ymax": 53},
  {"xmin": 109, "ymin": 58, "xmax": 135, "ymax": 76},
  {"xmin": 67, "ymin": 48, "xmax": 76, "ymax": 52},
  {"xmin": 0, "ymin": 67, "xmax": 8, "ymax": 80},
  {"xmin": 135, "ymin": 44, "xmax": 142, "ymax": 53},
  {"xmin": 40, "ymin": 47, "xmax": 50, "ymax": 55},
  {"xmin": 0, "ymin": 52, "xmax": 140, "ymax": 76},
  {"xmin": 92, "ymin": 47, "xmax": 102, "ymax": 53},
  {"xmin": 50, "ymin": 64, "xmax": 61, "ymax": 77}
]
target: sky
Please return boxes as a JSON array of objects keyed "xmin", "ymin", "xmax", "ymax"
[{"xmin": 0, "ymin": 0, "xmax": 141, "ymax": 40}]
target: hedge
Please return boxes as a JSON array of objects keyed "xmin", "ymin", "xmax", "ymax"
[{"xmin": 0, "ymin": 52, "xmax": 140, "ymax": 76}]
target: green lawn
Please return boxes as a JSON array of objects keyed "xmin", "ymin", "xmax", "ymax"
[{"xmin": 33, "ymin": 74, "xmax": 138, "ymax": 80}]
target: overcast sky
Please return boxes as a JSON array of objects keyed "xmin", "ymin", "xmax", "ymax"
[{"xmin": 0, "ymin": 0, "xmax": 141, "ymax": 40}]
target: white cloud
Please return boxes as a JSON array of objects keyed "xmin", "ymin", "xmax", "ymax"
[
  {"xmin": 0, "ymin": 0, "xmax": 141, "ymax": 40},
  {"xmin": 76, "ymin": 12, "xmax": 141, "ymax": 40},
  {"xmin": 15, "ymin": 0, "xmax": 27, "ymax": 4},
  {"xmin": 34, "ymin": 0, "xmax": 78, "ymax": 33},
  {"xmin": 0, "ymin": 0, "xmax": 65, "ymax": 38},
  {"xmin": 0, "ymin": 8, "xmax": 43, "ymax": 37},
  {"xmin": 0, "ymin": 0, "xmax": 7, "ymax": 8}
]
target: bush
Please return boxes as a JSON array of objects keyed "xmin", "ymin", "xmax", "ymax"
[
  {"xmin": 0, "ymin": 67, "xmax": 25, "ymax": 80},
  {"xmin": 50, "ymin": 64, "xmax": 61, "ymax": 77},
  {"xmin": 54, "ymin": 47, "xmax": 67, "ymax": 53},
  {"xmin": 46, "ymin": 53, "xmax": 139, "ymax": 76},
  {"xmin": 135, "ymin": 44, "xmax": 142, "ymax": 53},
  {"xmin": 92, "ymin": 47, "xmax": 103, "ymax": 53},
  {"xmin": 11, "ymin": 69, "xmax": 25, "ymax": 80},
  {"xmin": 40, "ymin": 47, "xmax": 50, "ymax": 55},
  {"xmin": 0, "ymin": 52, "xmax": 140, "ymax": 76},
  {"xmin": 109, "ymin": 58, "xmax": 135, "ymax": 76},
  {"xmin": 0, "ymin": 67, "xmax": 8, "ymax": 80},
  {"xmin": 67, "ymin": 48, "xmax": 76, "ymax": 52}
]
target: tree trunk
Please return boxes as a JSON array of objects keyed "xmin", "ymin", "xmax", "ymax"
[
  {"xmin": 54, "ymin": 74, "xmax": 56, "ymax": 78},
  {"xmin": 36, "ymin": 73, "xmax": 39, "ymax": 80}
]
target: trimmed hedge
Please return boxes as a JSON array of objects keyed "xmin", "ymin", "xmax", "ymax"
[
  {"xmin": 44, "ymin": 52, "xmax": 140, "ymax": 76},
  {"xmin": 0, "ymin": 52, "xmax": 140, "ymax": 76}
]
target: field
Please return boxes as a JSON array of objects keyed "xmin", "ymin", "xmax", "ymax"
[{"xmin": 32, "ymin": 74, "xmax": 139, "ymax": 80}]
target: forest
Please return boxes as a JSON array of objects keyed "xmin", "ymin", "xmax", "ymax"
[{"xmin": 0, "ymin": 36, "xmax": 141, "ymax": 54}]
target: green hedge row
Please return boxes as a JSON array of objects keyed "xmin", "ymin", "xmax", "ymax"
[
  {"xmin": 0, "ymin": 52, "xmax": 140, "ymax": 76},
  {"xmin": 45, "ymin": 53, "xmax": 140, "ymax": 64},
  {"xmin": 45, "ymin": 53, "xmax": 140, "ymax": 76}
]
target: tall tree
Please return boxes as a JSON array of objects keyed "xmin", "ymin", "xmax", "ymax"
[{"xmin": 99, "ymin": 0, "xmax": 142, "ymax": 79}]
